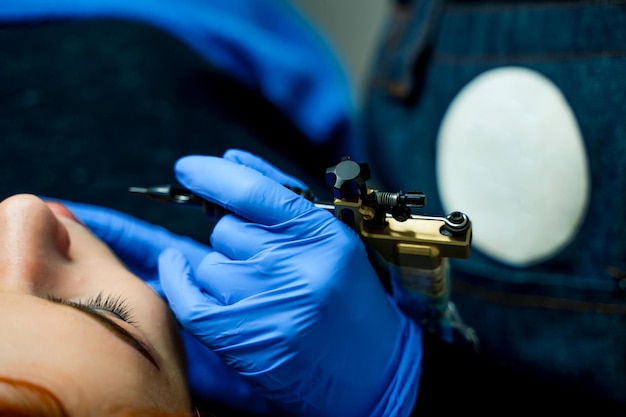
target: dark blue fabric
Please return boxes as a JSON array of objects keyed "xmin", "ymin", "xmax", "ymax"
[
  {"xmin": 363, "ymin": 0, "xmax": 626, "ymax": 407},
  {"xmin": 0, "ymin": 0, "xmax": 358, "ymax": 159}
]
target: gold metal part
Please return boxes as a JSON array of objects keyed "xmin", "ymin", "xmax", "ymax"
[{"xmin": 333, "ymin": 198, "xmax": 472, "ymax": 269}]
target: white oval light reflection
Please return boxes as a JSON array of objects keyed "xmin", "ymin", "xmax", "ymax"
[{"xmin": 436, "ymin": 67, "xmax": 590, "ymax": 267}]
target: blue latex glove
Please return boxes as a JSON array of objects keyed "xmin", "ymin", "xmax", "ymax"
[
  {"xmin": 159, "ymin": 152, "xmax": 423, "ymax": 417},
  {"xmin": 54, "ymin": 199, "xmax": 271, "ymax": 415}
]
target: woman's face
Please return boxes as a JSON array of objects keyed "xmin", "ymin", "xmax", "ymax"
[{"xmin": 0, "ymin": 194, "xmax": 191, "ymax": 415}]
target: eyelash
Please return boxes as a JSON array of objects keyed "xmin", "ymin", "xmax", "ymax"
[{"xmin": 48, "ymin": 293, "xmax": 137, "ymax": 325}]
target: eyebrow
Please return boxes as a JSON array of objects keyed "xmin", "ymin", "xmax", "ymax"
[{"xmin": 48, "ymin": 299, "xmax": 161, "ymax": 370}]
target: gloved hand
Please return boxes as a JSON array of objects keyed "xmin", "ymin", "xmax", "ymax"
[
  {"xmin": 159, "ymin": 151, "xmax": 423, "ymax": 417},
  {"xmin": 51, "ymin": 199, "xmax": 272, "ymax": 414},
  {"xmin": 53, "ymin": 149, "xmax": 311, "ymax": 292},
  {"xmin": 48, "ymin": 149, "xmax": 311, "ymax": 413}
]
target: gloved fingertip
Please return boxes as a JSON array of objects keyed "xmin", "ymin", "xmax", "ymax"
[
  {"xmin": 222, "ymin": 148, "xmax": 249, "ymax": 161},
  {"xmin": 159, "ymin": 247, "xmax": 194, "ymax": 307},
  {"xmin": 159, "ymin": 248, "xmax": 222, "ymax": 324},
  {"xmin": 159, "ymin": 246, "xmax": 188, "ymax": 267},
  {"xmin": 173, "ymin": 154, "xmax": 208, "ymax": 177},
  {"xmin": 222, "ymin": 149, "xmax": 309, "ymax": 191}
]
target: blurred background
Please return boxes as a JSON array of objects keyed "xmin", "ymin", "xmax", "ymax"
[
  {"xmin": 292, "ymin": 0, "xmax": 388, "ymax": 104},
  {"xmin": 0, "ymin": 0, "xmax": 388, "ymax": 244}
]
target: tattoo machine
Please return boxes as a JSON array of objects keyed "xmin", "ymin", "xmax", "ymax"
[{"xmin": 130, "ymin": 157, "xmax": 476, "ymax": 345}]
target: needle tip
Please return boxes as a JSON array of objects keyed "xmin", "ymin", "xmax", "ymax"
[{"xmin": 128, "ymin": 187, "xmax": 148, "ymax": 194}]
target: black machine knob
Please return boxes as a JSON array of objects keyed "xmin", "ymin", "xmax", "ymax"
[{"xmin": 325, "ymin": 158, "xmax": 371, "ymax": 199}]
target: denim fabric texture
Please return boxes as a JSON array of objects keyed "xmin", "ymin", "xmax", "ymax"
[
  {"xmin": 363, "ymin": 0, "xmax": 626, "ymax": 405},
  {"xmin": 0, "ymin": 19, "xmax": 336, "ymax": 245}
]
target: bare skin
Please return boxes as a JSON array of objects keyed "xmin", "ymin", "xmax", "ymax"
[{"xmin": 0, "ymin": 194, "xmax": 191, "ymax": 415}]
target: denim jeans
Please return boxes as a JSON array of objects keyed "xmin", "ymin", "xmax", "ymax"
[{"xmin": 362, "ymin": 0, "xmax": 626, "ymax": 404}]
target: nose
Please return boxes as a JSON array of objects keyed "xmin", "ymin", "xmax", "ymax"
[{"xmin": 0, "ymin": 194, "xmax": 71, "ymax": 293}]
